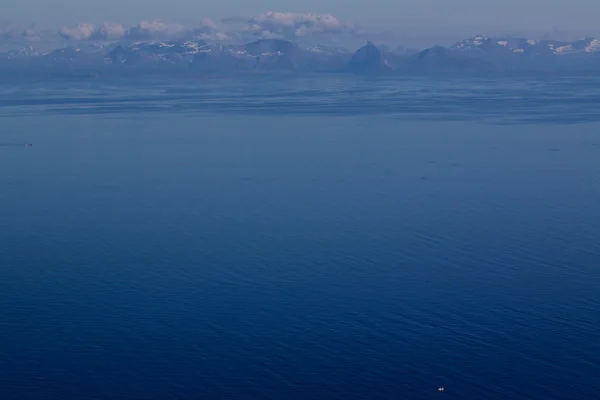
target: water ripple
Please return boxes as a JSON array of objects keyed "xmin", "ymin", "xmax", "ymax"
[{"xmin": 1, "ymin": 76, "xmax": 600, "ymax": 124}]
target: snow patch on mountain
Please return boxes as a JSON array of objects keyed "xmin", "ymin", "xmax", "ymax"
[
  {"xmin": 306, "ymin": 44, "xmax": 350, "ymax": 54},
  {"xmin": 181, "ymin": 41, "xmax": 211, "ymax": 54},
  {"xmin": 453, "ymin": 35, "xmax": 600, "ymax": 56},
  {"xmin": 453, "ymin": 35, "xmax": 491, "ymax": 50},
  {"xmin": 554, "ymin": 45, "xmax": 576, "ymax": 54},
  {"xmin": 1, "ymin": 45, "xmax": 42, "ymax": 59}
]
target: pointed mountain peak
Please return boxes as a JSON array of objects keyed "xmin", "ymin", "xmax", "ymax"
[{"xmin": 343, "ymin": 42, "xmax": 389, "ymax": 74}]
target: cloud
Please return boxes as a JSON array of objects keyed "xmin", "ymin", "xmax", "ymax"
[
  {"xmin": 59, "ymin": 22, "xmax": 96, "ymax": 40},
  {"xmin": 91, "ymin": 23, "xmax": 126, "ymax": 41},
  {"xmin": 51, "ymin": 12, "xmax": 366, "ymax": 43},
  {"xmin": 58, "ymin": 18, "xmax": 227, "ymax": 42},
  {"xmin": 57, "ymin": 20, "xmax": 182, "ymax": 41},
  {"xmin": 58, "ymin": 20, "xmax": 185, "ymax": 41},
  {"xmin": 22, "ymin": 28, "xmax": 42, "ymax": 42},
  {"xmin": 188, "ymin": 19, "xmax": 229, "ymax": 40},
  {"xmin": 0, "ymin": 24, "xmax": 47, "ymax": 42},
  {"xmin": 125, "ymin": 20, "xmax": 185, "ymax": 40},
  {"xmin": 0, "ymin": 24, "xmax": 15, "ymax": 40},
  {"xmin": 241, "ymin": 12, "xmax": 356, "ymax": 40},
  {"xmin": 59, "ymin": 22, "xmax": 127, "ymax": 41},
  {"xmin": 125, "ymin": 19, "xmax": 228, "ymax": 41},
  {"xmin": 0, "ymin": 24, "xmax": 32, "ymax": 40}
]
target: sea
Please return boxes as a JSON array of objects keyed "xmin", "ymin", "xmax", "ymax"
[{"xmin": 1, "ymin": 76, "xmax": 599, "ymax": 399}]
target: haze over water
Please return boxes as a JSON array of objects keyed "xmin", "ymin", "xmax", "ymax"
[{"xmin": 1, "ymin": 76, "xmax": 600, "ymax": 399}]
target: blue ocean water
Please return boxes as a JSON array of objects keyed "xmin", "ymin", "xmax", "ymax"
[{"xmin": 1, "ymin": 77, "xmax": 600, "ymax": 399}]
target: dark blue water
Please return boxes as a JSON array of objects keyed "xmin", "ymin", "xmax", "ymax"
[{"xmin": 1, "ymin": 78, "xmax": 600, "ymax": 399}]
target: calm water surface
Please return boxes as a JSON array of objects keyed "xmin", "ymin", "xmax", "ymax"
[{"xmin": 1, "ymin": 78, "xmax": 600, "ymax": 399}]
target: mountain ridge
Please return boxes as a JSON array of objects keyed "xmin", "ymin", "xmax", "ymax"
[{"xmin": 2, "ymin": 36, "xmax": 600, "ymax": 78}]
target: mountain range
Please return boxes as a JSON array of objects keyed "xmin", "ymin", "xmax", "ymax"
[{"xmin": 2, "ymin": 35, "xmax": 600, "ymax": 78}]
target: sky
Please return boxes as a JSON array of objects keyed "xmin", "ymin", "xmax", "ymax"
[{"xmin": 2, "ymin": 0, "xmax": 600, "ymax": 47}]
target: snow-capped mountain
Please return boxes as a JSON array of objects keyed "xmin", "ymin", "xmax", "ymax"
[
  {"xmin": 0, "ymin": 45, "xmax": 41, "ymax": 59},
  {"xmin": 122, "ymin": 40, "xmax": 211, "ymax": 55},
  {"xmin": 98, "ymin": 39, "xmax": 350, "ymax": 73},
  {"xmin": 106, "ymin": 40, "xmax": 212, "ymax": 65},
  {"xmin": 306, "ymin": 45, "xmax": 350, "ymax": 55},
  {"xmin": 340, "ymin": 36, "xmax": 600, "ymax": 75},
  {"xmin": 2, "ymin": 35, "xmax": 600, "ymax": 77},
  {"xmin": 452, "ymin": 35, "xmax": 600, "ymax": 56}
]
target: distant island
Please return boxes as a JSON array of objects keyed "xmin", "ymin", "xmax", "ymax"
[{"xmin": 2, "ymin": 35, "xmax": 600, "ymax": 79}]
